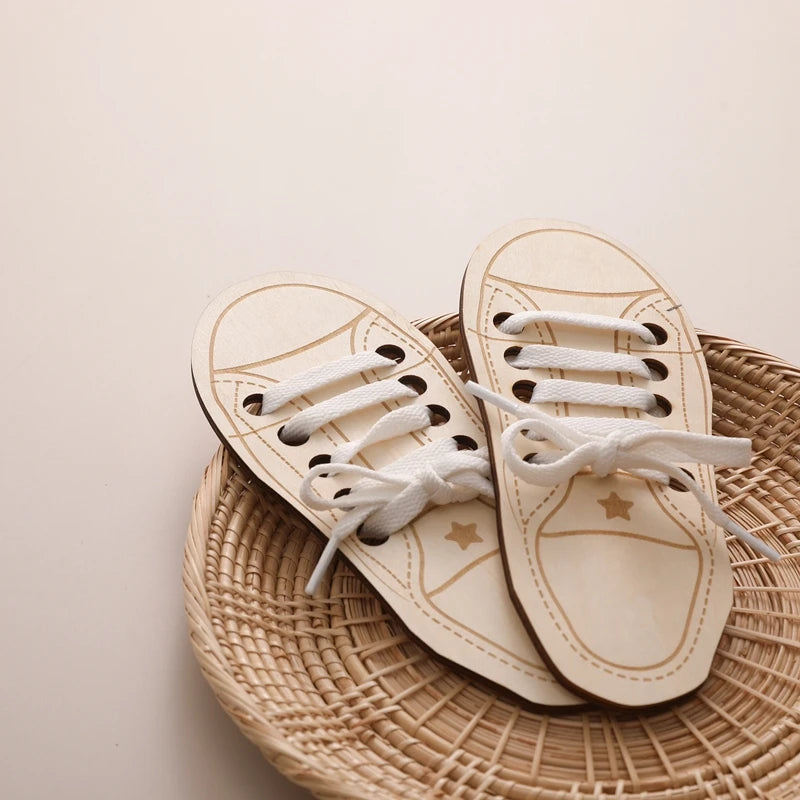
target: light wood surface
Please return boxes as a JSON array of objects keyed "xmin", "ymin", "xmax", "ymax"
[
  {"xmin": 192, "ymin": 272, "xmax": 579, "ymax": 706},
  {"xmin": 461, "ymin": 220, "xmax": 735, "ymax": 707},
  {"xmin": 2, "ymin": 3, "xmax": 797, "ymax": 798}
]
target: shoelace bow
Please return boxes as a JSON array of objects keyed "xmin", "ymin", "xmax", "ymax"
[
  {"xmin": 260, "ymin": 351, "xmax": 494, "ymax": 594},
  {"xmin": 467, "ymin": 310, "xmax": 781, "ymax": 561}
]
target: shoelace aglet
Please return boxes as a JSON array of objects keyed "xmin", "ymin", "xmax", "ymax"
[
  {"xmin": 724, "ymin": 517, "xmax": 782, "ymax": 562},
  {"xmin": 305, "ymin": 532, "xmax": 348, "ymax": 595},
  {"xmin": 466, "ymin": 381, "xmax": 530, "ymax": 418}
]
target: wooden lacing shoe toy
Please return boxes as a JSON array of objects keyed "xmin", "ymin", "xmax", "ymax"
[
  {"xmin": 460, "ymin": 219, "xmax": 780, "ymax": 707},
  {"xmin": 192, "ymin": 272, "xmax": 581, "ymax": 707}
]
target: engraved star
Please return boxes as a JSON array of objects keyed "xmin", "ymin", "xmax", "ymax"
[
  {"xmin": 444, "ymin": 522, "xmax": 483, "ymax": 551},
  {"xmin": 597, "ymin": 491, "xmax": 634, "ymax": 521}
]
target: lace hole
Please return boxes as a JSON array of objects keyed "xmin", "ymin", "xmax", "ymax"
[
  {"xmin": 277, "ymin": 425, "xmax": 310, "ymax": 446},
  {"xmin": 357, "ymin": 526, "xmax": 389, "ymax": 546},
  {"xmin": 398, "ymin": 375, "xmax": 427, "ymax": 395},
  {"xmin": 375, "ymin": 344, "xmax": 405, "ymax": 364},
  {"xmin": 308, "ymin": 454, "xmax": 331, "ymax": 477},
  {"xmin": 453, "ymin": 435, "xmax": 478, "ymax": 451},
  {"xmin": 647, "ymin": 395, "xmax": 672, "ymax": 418},
  {"xmin": 669, "ymin": 469, "xmax": 695, "ymax": 492},
  {"xmin": 512, "ymin": 380, "xmax": 537, "ymax": 403},
  {"xmin": 504, "ymin": 346, "xmax": 522, "ymax": 367},
  {"xmin": 242, "ymin": 393, "xmax": 263, "ymax": 415},
  {"xmin": 643, "ymin": 359, "xmax": 668, "ymax": 382},
  {"xmin": 642, "ymin": 322, "xmax": 668, "ymax": 345},
  {"xmin": 493, "ymin": 312, "xmax": 513, "ymax": 330},
  {"xmin": 426, "ymin": 404, "xmax": 450, "ymax": 426}
]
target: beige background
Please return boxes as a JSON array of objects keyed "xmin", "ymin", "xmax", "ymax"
[{"xmin": 1, "ymin": 2, "xmax": 797, "ymax": 798}]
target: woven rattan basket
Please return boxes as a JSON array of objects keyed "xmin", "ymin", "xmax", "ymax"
[{"xmin": 183, "ymin": 313, "xmax": 800, "ymax": 800}]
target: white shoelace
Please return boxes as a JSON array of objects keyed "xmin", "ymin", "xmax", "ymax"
[
  {"xmin": 467, "ymin": 310, "xmax": 781, "ymax": 561},
  {"xmin": 260, "ymin": 351, "xmax": 495, "ymax": 593}
]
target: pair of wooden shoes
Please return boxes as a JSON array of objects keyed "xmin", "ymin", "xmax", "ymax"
[{"xmin": 192, "ymin": 220, "xmax": 780, "ymax": 709}]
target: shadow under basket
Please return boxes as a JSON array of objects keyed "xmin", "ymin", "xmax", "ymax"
[{"xmin": 183, "ymin": 313, "xmax": 800, "ymax": 800}]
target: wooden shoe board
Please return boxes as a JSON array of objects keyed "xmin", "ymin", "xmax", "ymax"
[
  {"xmin": 460, "ymin": 220, "xmax": 735, "ymax": 707},
  {"xmin": 192, "ymin": 272, "xmax": 581, "ymax": 707}
]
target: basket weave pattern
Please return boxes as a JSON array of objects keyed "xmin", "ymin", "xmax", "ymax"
[{"xmin": 184, "ymin": 315, "xmax": 800, "ymax": 800}]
